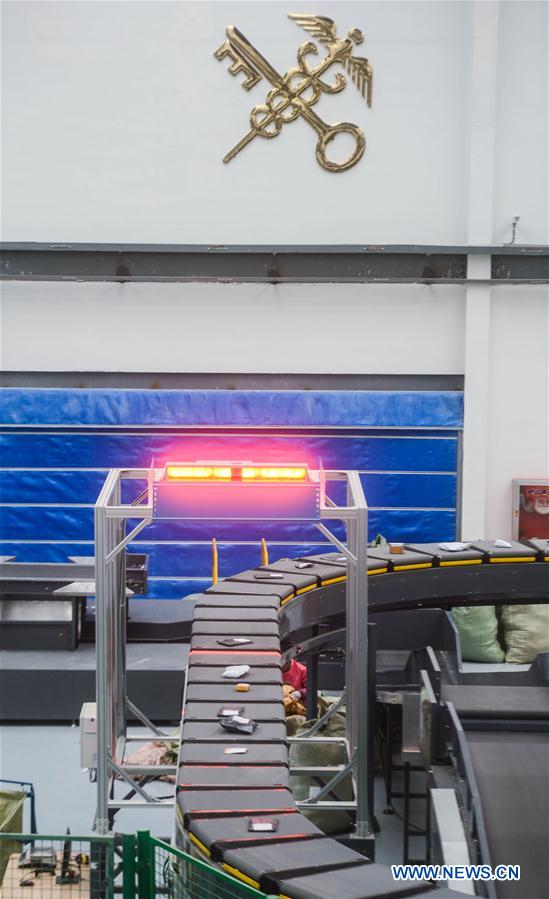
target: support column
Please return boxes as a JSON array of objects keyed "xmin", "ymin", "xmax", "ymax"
[
  {"xmin": 462, "ymin": 256, "xmax": 492, "ymax": 537},
  {"xmin": 461, "ymin": 1, "xmax": 499, "ymax": 537}
]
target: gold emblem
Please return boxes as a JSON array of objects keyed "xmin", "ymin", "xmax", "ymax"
[{"xmin": 214, "ymin": 14, "xmax": 373, "ymax": 173}]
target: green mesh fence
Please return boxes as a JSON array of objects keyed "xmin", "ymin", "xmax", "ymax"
[
  {"xmin": 0, "ymin": 834, "xmax": 115, "ymax": 899},
  {"xmin": 148, "ymin": 834, "xmax": 270, "ymax": 899},
  {"xmin": 0, "ymin": 832, "xmax": 271, "ymax": 899}
]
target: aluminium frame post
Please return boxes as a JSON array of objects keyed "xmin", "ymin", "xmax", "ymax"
[
  {"xmin": 95, "ymin": 486, "xmax": 112, "ymax": 835},
  {"xmin": 114, "ymin": 475, "xmax": 127, "ymax": 744},
  {"xmin": 318, "ymin": 471, "xmax": 373, "ymax": 846},
  {"xmin": 351, "ymin": 471, "xmax": 371, "ymax": 842}
]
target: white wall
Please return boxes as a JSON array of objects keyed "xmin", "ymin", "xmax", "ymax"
[
  {"xmin": 0, "ymin": 280, "xmax": 465, "ymax": 374},
  {"xmin": 485, "ymin": 288, "xmax": 549, "ymax": 537},
  {"xmin": 1, "ymin": 0, "xmax": 545, "ymax": 245},
  {"xmin": 492, "ymin": 1, "xmax": 549, "ymax": 244}
]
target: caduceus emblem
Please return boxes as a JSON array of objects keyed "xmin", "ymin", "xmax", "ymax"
[{"xmin": 214, "ymin": 14, "xmax": 373, "ymax": 173}]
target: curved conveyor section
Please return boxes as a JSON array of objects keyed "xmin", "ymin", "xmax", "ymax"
[{"xmin": 176, "ymin": 539, "xmax": 548, "ymax": 898}]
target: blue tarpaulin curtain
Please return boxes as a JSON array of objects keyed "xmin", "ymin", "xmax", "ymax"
[{"xmin": 0, "ymin": 389, "xmax": 463, "ymax": 597}]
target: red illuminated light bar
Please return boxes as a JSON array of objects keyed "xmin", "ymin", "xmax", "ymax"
[
  {"xmin": 153, "ymin": 462, "xmax": 320, "ymax": 521},
  {"xmin": 164, "ymin": 463, "xmax": 308, "ymax": 482}
]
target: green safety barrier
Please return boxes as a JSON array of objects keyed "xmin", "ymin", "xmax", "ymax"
[
  {"xmin": 142, "ymin": 831, "xmax": 271, "ymax": 899},
  {"xmin": 0, "ymin": 831, "xmax": 270, "ymax": 899},
  {"xmin": 0, "ymin": 832, "xmax": 115, "ymax": 899}
]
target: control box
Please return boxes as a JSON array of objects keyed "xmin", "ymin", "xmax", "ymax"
[{"xmin": 80, "ymin": 701, "xmax": 97, "ymax": 768}]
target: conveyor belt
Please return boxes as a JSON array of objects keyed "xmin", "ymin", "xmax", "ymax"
[
  {"xmin": 177, "ymin": 541, "xmax": 549, "ymax": 898},
  {"xmin": 466, "ymin": 731, "xmax": 549, "ymax": 899},
  {"xmin": 441, "ymin": 657, "xmax": 549, "ymax": 898},
  {"xmin": 442, "ymin": 685, "xmax": 549, "ymax": 719}
]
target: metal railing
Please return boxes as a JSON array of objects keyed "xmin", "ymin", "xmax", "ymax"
[
  {"xmin": 145, "ymin": 832, "xmax": 270, "ymax": 899},
  {"xmin": 0, "ymin": 832, "xmax": 269, "ymax": 899},
  {"xmin": 0, "ymin": 833, "xmax": 115, "ymax": 899}
]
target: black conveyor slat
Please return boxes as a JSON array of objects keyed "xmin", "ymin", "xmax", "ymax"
[
  {"xmin": 222, "ymin": 837, "xmax": 367, "ymax": 892},
  {"xmin": 190, "ymin": 635, "xmax": 281, "ymax": 652},
  {"xmin": 367, "ymin": 547, "xmax": 435, "ymax": 570},
  {"xmin": 176, "ymin": 787, "xmax": 296, "ymax": 824},
  {"xmin": 189, "ymin": 811, "xmax": 323, "ymax": 859},
  {"xmin": 466, "ymin": 730, "xmax": 549, "ymax": 899},
  {"xmin": 443, "ymin": 685, "xmax": 549, "ymax": 719},
  {"xmin": 470, "ymin": 539, "xmax": 537, "ymax": 561},
  {"xmin": 184, "ymin": 701, "xmax": 284, "ymax": 721},
  {"xmin": 207, "ymin": 581, "xmax": 293, "ymax": 599},
  {"xmin": 180, "ymin": 742, "xmax": 288, "ymax": 766},
  {"xmin": 197, "ymin": 593, "xmax": 281, "ymax": 608},
  {"xmin": 257, "ymin": 558, "xmax": 347, "ymax": 585},
  {"xmin": 300, "ymin": 552, "xmax": 390, "ymax": 573},
  {"xmin": 194, "ymin": 606, "xmax": 278, "ymax": 622},
  {"xmin": 188, "ymin": 651, "xmax": 280, "ymax": 667},
  {"xmin": 191, "ymin": 620, "xmax": 279, "ymax": 636},
  {"xmin": 278, "ymin": 861, "xmax": 433, "ymax": 898},
  {"xmin": 405, "ymin": 542, "xmax": 484, "ymax": 564},
  {"xmin": 181, "ymin": 720, "xmax": 287, "ymax": 742},
  {"xmin": 300, "ymin": 552, "xmax": 347, "ymax": 566},
  {"xmin": 185, "ymin": 683, "xmax": 283, "ymax": 703},
  {"xmin": 227, "ymin": 565, "xmax": 317, "ymax": 598},
  {"xmin": 187, "ymin": 665, "xmax": 282, "ymax": 684},
  {"xmin": 178, "ymin": 765, "xmax": 289, "ymax": 788}
]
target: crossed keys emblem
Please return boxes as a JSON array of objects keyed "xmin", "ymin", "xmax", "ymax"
[{"xmin": 214, "ymin": 14, "xmax": 373, "ymax": 173}]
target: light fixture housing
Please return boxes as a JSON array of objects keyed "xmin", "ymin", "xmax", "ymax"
[{"xmin": 152, "ymin": 462, "xmax": 321, "ymax": 520}]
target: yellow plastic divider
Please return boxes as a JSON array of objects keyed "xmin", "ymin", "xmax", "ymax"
[
  {"xmin": 212, "ymin": 538, "xmax": 219, "ymax": 585},
  {"xmin": 188, "ymin": 831, "xmax": 211, "ymax": 857},
  {"xmin": 261, "ymin": 538, "xmax": 269, "ymax": 566},
  {"xmin": 440, "ymin": 559, "xmax": 483, "ymax": 567},
  {"xmin": 222, "ymin": 863, "xmax": 260, "ymax": 889},
  {"xmin": 489, "ymin": 556, "xmax": 535, "ymax": 563}
]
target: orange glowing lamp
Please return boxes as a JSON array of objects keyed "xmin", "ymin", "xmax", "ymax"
[
  {"xmin": 241, "ymin": 466, "xmax": 307, "ymax": 481},
  {"xmin": 164, "ymin": 463, "xmax": 308, "ymax": 482},
  {"xmin": 165, "ymin": 465, "xmax": 231, "ymax": 481}
]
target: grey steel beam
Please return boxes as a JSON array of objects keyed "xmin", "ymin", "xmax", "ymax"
[
  {"xmin": 1, "ymin": 245, "xmax": 465, "ymax": 281},
  {"xmin": 0, "ymin": 372, "xmax": 465, "ymax": 390},
  {"xmin": 0, "ymin": 242, "xmax": 546, "ymax": 283},
  {"xmin": 2, "ymin": 241, "xmax": 548, "ymax": 253},
  {"xmin": 492, "ymin": 253, "xmax": 549, "ymax": 280}
]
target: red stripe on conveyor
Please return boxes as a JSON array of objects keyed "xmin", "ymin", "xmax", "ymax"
[{"xmin": 188, "ymin": 650, "xmax": 281, "ymax": 658}]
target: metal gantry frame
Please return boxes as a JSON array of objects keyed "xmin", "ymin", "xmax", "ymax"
[{"xmin": 94, "ymin": 467, "xmax": 372, "ymax": 845}]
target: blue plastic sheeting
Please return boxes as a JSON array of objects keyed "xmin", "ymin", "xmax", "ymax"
[
  {"xmin": 0, "ymin": 388, "xmax": 461, "ymax": 590},
  {"xmin": 134, "ymin": 579, "xmax": 209, "ymax": 599},
  {"xmin": 0, "ymin": 389, "xmax": 463, "ymax": 429},
  {"xmin": 0, "ymin": 541, "xmax": 332, "ymax": 573},
  {"xmin": 0, "ymin": 470, "xmax": 456, "ymax": 509},
  {"xmin": 0, "ymin": 506, "xmax": 455, "ymax": 544},
  {"xmin": 0, "ymin": 433, "xmax": 457, "ymax": 471}
]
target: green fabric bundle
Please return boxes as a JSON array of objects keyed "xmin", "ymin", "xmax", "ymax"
[
  {"xmin": 501, "ymin": 603, "xmax": 549, "ymax": 664},
  {"xmin": 451, "ymin": 606, "xmax": 505, "ymax": 663}
]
